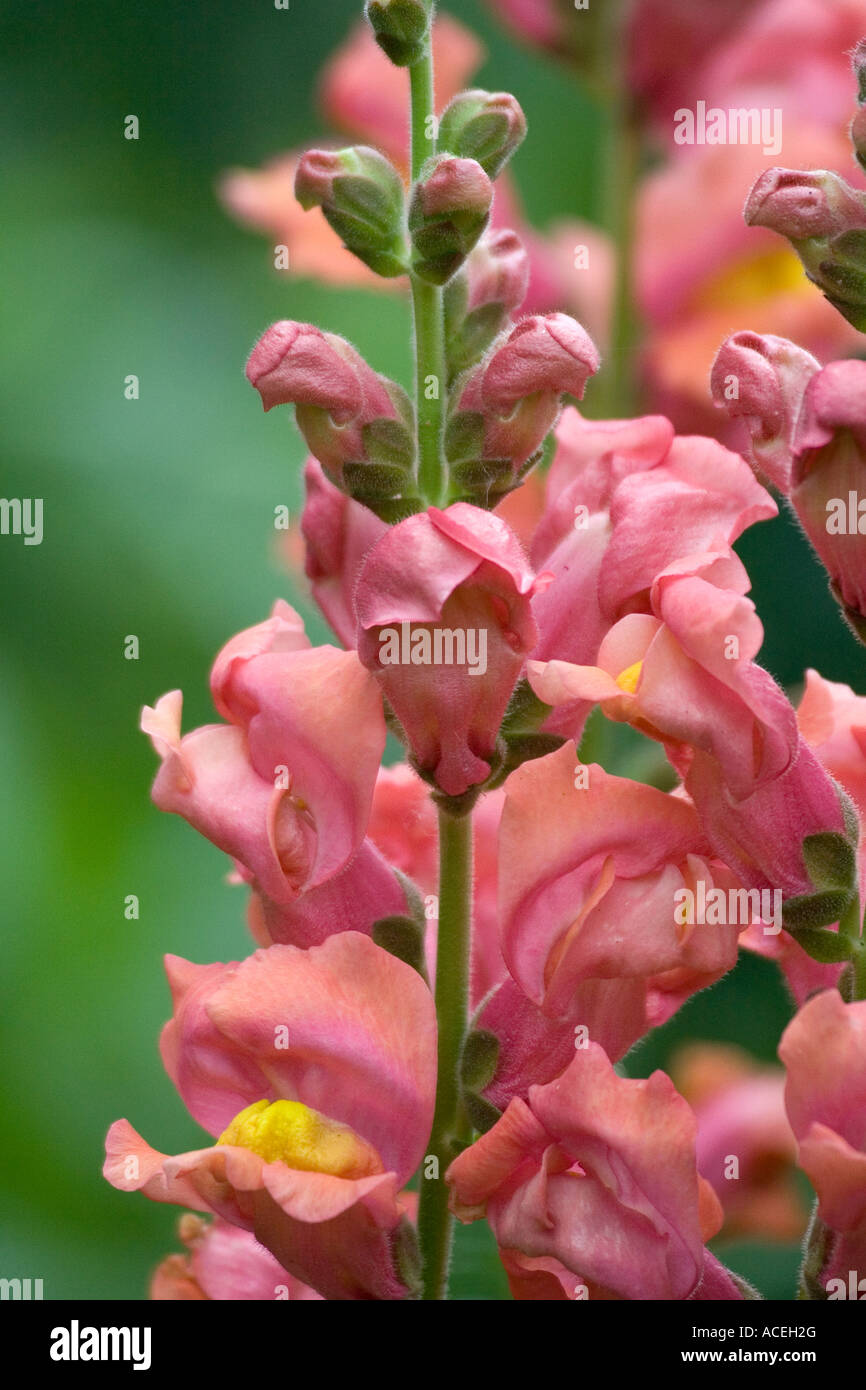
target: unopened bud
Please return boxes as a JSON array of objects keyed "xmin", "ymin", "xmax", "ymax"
[
  {"xmin": 295, "ymin": 145, "xmax": 407, "ymax": 278},
  {"xmin": 365, "ymin": 0, "xmax": 430, "ymax": 67},
  {"xmin": 445, "ymin": 313, "xmax": 600, "ymax": 504},
  {"xmin": 409, "ymin": 155, "xmax": 493, "ymax": 285},
  {"xmin": 437, "ymin": 89, "xmax": 527, "ymax": 180},
  {"xmin": 745, "ymin": 168, "xmax": 866, "ymax": 330},
  {"xmin": 246, "ymin": 320, "xmax": 418, "ymax": 515}
]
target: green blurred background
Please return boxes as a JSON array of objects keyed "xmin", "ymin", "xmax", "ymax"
[{"xmin": 1, "ymin": 0, "xmax": 863, "ymax": 1300}]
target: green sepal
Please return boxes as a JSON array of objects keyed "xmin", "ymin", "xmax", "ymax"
[
  {"xmin": 460, "ymin": 1029, "xmax": 500, "ymax": 1093},
  {"xmin": 371, "ymin": 914, "xmax": 428, "ymax": 977}
]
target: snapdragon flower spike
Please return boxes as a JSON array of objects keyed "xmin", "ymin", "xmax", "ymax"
[
  {"xmin": 365, "ymin": 0, "xmax": 430, "ymax": 67},
  {"xmin": 408, "ymin": 154, "xmax": 494, "ymax": 285},
  {"xmin": 355, "ymin": 503, "xmax": 545, "ymax": 801},
  {"xmin": 246, "ymin": 320, "xmax": 417, "ymax": 516},
  {"xmin": 294, "ymin": 145, "xmax": 407, "ymax": 278},
  {"xmin": 710, "ymin": 332, "xmax": 820, "ymax": 492},
  {"xmin": 105, "ymin": 933, "xmax": 436, "ymax": 1300},
  {"xmin": 443, "ymin": 228, "xmax": 530, "ymax": 380},
  {"xmin": 780, "ymin": 990, "xmax": 866, "ymax": 1298},
  {"xmin": 447, "ymin": 1046, "xmax": 742, "ymax": 1301},
  {"xmin": 141, "ymin": 603, "xmax": 409, "ymax": 946},
  {"xmin": 437, "ymin": 89, "xmax": 527, "ymax": 181},
  {"xmin": 446, "ymin": 314, "xmax": 601, "ymax": 504},
  {"xmin": 744, "ymin": 168, "xmax": 866, "ymax": 331}
]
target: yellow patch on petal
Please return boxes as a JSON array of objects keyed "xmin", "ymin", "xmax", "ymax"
[
  {"xmin": 692, "ymin": 248, "xmax": 806, "ymax": 313},
  {"xmin": 217, "ymin": 1099, "xmax": 383, "ymax": 1179},
  {"xmin": 616, "ymin": 660, "xmax": 643, "ymax": 695}
]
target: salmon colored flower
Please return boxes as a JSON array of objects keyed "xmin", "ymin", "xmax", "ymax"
[
  {"xmin": 498, "ymin": 744, "xmax": 744, "ymax": 1021},
  {"xmin": 447, "ymin": 1045, "xmax": 741, "ymax": 1300},
  {"xmin": 355, "ymin": 505, "xmax": 545, "ymax": 797},
  {"xmin": 142, "ymin": 604, "xmax": 409, "ymax": 945},
  {"xmin": 105, "ymin": 934, "xmax": 436, "ymax": 1301}
]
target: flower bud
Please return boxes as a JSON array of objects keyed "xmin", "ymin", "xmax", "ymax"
[
  {"xmin": 744, "ymin": 168, "xmax": 866, "ymax": 330},
  {"xmin": 365, "ymin": 0, "xmax": 430, "ymax": 66},
  {"xmin": 295, "ymin": 146, "xmax": 407, "ymax": 278},
  {"xmin": 443, "ymin": 228, "xmax": 530, "ymax": 378},
  {"xmin": 437, "ymin": 89, "xmax": 527, "ymax": 180},
  {"xmin": 246, "ymin": 321, "xmax": 418, "ymax": 514},
  {"xmin": 710, "ymin": 332, "xmax": 820, "ymax": 491},
  {"xmin": 408, "ymin": 155, "xmax": 493, "ymax": 285},
  {"xmin": 445, "ymin": 313, "xmax": 600, "ymax": 503}
]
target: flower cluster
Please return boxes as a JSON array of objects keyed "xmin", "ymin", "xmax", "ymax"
[{"xmin": 106, "ymin": 0, "xmax": 866, "ymax": 1301}]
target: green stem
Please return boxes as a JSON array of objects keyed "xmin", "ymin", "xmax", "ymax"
[
  {"xmin": 587, "ymin": 0, "xmax": 641, "ymax": 420},
  {"xmin": 409, "ymin": 37, "xmax": 446, "ymax": 505},
  {"xmin": 594, "ymin": 91, "xmax": 641, "ymax": 419},
  {"xmin": 416, "ymin": 806, "xmax": 473, "ymax": 1300}
]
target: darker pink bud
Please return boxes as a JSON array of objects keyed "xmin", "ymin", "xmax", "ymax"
[
  {"xmin": 744, "ymin": 168, "xmax": 866, "ymax": 241},
  {"xmin": 246, "ymin": 321, "xmax": 370, "ymax": 420},
  {"xmin": 480, "ymin": 313, "xmax": 601, "ymax": 412},
  {"xmin": 414, "ymin": 156, "xmax": 492, "ymax": 220}
]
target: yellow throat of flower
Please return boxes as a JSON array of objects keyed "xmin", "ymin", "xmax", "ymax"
[
  {"xmin": 616, "ymin": 660, "xmax": 643, "ymax": 695},
  {"xmin": 217, "ymin": 1099, "xmax": 383, "ymax": 1180}
]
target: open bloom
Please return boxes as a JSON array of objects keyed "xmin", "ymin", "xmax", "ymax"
[
  {"xmin": 499, "ymin": 744, "xmax": 744, "ymax": 1022},
  {"xmin": 447, "ymin": 1044, "xmax": 742, "ymax": 1300},
  {"xmin": 105, "ymin": 933, "xmax": 436, "ymax": 1300},
  {"xmin": 142, "ymin": 603, "xmax": 408, "ymax": 945},
  {"xmin": 528, "ymin": 407, "xmax": 775, "ymax": 739},
  {"xmin": 779, "ymin": 989, "xmax": 866, "ymax": 1293},
  {"xmin": 356, "ymin": 504, "xmax": 546, "ymax": 797},
  {"xmin": 529, "ymin": 551, "xmax": 853, "ymax": 900}
]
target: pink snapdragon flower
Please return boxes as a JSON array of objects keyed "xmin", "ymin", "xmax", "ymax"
[
  {"xmin": 528, "ymin": 407, "xmax": 775, "ymax": 738},
  {"xmin": 498, "ymin": 744, "xmax": 744, "ymax": 1021},
  {"xmin": 529, "ymin": 552, "xmax": 854, "ymax": 898},
  {"xmin": 142, "ymin": 603, "xmax": 408, "ymax": 945},
  {"xmin": 105, "ymin": 933, "xmax": 436, "ymax": 1301},
  {"xmin": 355, "ymin": 504, "xmax": 546, "ymax": 797},
  {"xmin": 151, "ymin": 1216, "xmax": 322, "ymax": 1301},
  {"xmin": 779, "ymin": 989, "xmax": 866, "ymax": 1292},
  {"xmin": 447, "ymin": 1045, "xmax": 742, "ymax": 1300}
]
